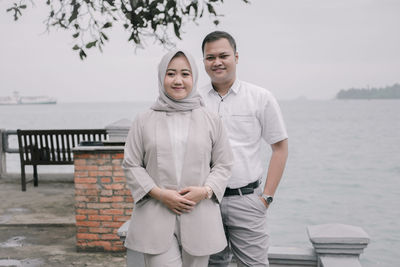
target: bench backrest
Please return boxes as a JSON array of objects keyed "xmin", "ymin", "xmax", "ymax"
[{"xmin": 17, "ymin": 129, "xmax": 107, "ymax": 165}]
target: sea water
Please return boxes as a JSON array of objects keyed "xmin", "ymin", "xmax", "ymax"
[{"xmin": 0, "ymin": 100, "xmax": 399, "ymax": 266}]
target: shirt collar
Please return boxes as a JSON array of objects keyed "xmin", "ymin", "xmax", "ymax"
[{"xmin": 207, "ymin": 78, "xmax": 241, "ymax": 95}]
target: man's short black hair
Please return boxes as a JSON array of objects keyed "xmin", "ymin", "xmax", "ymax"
[{"xmin": 201, "ymin": 31, "xmax": 237, "ymax": 55}]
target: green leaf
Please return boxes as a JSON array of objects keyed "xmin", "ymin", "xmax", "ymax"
[
  {"xmin": 105, "ymin": 0, "xmax": 115, "ymax": 6},
  {"xmin": 68, "ymin": 3, "xmax": 80, "ymax": 23},
  {"xmin": 79, "ymin": 49, "xmax": 87, "ymax": 60},
  {"xmin": 102, "ymin": 22, "xmax": 112, "ymax": 28},
  {"xmin": 173, "ymin": 23, "xmax": 181, "ymax": 39},
  {"xmin": 19, "ymin": 5, "xmax": 27, "ymax": 9},
  {"xmin": 85, "ymin": 41, "xmax": 97, "ymax": 49},
  {"xmin": 213, "ymin": 20, "xmax": 219, "ymax": 26},
  {"xmin": 128, "ymin": 32, "xmax": 140, "ymax": 44},
  {"xmin": 166, "ymin": 0, "xmax": 175, "ymax": 11},
  {"xmin": 193, "ymin": 3, "xmax": 199, "ymax": 17},
  {"xmin": 72, "ymin": 45, "xmax": 80, "ymax": 50},
  {"xmin": 207, "ymin": 3, "xmax": 216, "ymax": 15},
  {"xmin": 101, "ymin": 32, "xmax": 108, "ymax": 41},
  {"xmin": 72, "ymin": 32, "xmax": 79, "ymax": 38}
]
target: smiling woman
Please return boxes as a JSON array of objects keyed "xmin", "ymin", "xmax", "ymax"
[{"xmin": 122, "ymin": 49, "xmax": 233, "ymax": 267}]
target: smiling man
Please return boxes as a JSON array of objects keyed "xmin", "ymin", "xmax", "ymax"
[{"xmin": 199, "ymin": 31, "xmax": 289, "ymax": 267}]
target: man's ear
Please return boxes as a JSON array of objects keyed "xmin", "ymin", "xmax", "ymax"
[{"xmin": 235, "ymin": 52, "xmax": 239, "ymax": 64}]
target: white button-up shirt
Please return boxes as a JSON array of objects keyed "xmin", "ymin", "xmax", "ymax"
[{"xmin": 200, "ymin": 79, "xmax": 288, "ymax": 188}]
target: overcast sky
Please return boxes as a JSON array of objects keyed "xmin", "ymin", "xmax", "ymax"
[{"xmin": 1, "ymin": 0, "xmax": 399, "ymax": 102}]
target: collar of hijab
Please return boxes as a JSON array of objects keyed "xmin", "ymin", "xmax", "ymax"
[{"xmin": 151, "ymin": 49, "xmax": 204, "ymax": 112}]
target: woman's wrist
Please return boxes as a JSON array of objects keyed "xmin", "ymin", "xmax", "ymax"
[
  {"xmin": 204, "ymin": 186, "xmax": 213, "ymax": 199},
  {"xmin": 149, "ymin": 187, "xmax": 163, "ymax": 201}
]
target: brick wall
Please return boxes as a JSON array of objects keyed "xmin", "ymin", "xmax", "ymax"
[{"xmin": 73, "ymin": 148, "xmax": 133, "ymax": 252}]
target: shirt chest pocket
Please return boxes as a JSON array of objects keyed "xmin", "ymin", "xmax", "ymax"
[{"xmin": 226, "ymin": 114, "xmax": 260, "ymax": 142}]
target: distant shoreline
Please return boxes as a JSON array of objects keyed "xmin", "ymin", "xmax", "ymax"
[{"xmin": 336, "ymin": 83, "xmax": 400, "ymax": 99}]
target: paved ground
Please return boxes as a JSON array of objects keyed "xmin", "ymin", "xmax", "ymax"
[
  {"xmin": 0, "ymin": 179, "xmax": 237, "ymax": 267},
  {"xmin": 0, "ymin": 180, "xmax": 126, "ymax": 267}
]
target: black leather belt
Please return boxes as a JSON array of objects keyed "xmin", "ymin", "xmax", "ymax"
[{"xmin": 224, "ymin": 180, "xmax": 260, "ymax": 197}]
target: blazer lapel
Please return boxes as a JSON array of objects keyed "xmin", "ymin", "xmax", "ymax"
[{"xmin": 180, "ymin": 109, "xmax": 204, "ymax": 188}]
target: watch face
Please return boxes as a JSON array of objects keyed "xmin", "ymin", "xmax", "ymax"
[{"xmin": 267, "ymin": 197, "xmax": 273, "ymax": 204}]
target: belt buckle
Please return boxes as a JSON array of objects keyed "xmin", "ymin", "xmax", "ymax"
[{"xmin": 238, "ymin": 188, "xmax": 243, "ymax": 196}]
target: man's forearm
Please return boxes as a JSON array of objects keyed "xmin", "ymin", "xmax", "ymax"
[{"xmin": 263, "ymin": 139, "xmax": 288, "ymax": 196}]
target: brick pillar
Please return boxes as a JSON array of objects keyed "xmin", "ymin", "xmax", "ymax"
[{"xmin": 73, "ymin": 147, "xmax": 133, "ymax": 252}]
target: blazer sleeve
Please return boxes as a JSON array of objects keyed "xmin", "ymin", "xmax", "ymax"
[
  {"xmin": 122, "ymin": 115, "xmax": 156, "ymax": 204},
  {"xmin": 204, "ymin": 116, "xmax": 233, "ymax": 203}
]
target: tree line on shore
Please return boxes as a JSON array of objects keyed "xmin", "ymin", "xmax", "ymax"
[{"xmin": 336, "ymin": 83, "xmax": 400, "ymax": 99}]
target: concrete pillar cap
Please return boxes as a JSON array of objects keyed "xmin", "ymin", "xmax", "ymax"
[
  {"xmin": 105, "ymin": 118, "xmax": 131, "ymax": 142},
  {"xmin": 105, "ymin": 118, "xmax": 132, "ymax": 129},
  {"xmin": 307, "ymin": 223, "xmax": 369, "ymax": 245}
]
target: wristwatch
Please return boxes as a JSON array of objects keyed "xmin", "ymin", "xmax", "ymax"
[{"xmin": 261, "ymin": 194, "xmax": 273, "ymax": 205}]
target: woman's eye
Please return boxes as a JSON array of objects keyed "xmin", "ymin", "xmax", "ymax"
[
  {"xmin": 182, "ymin": 72, "xmax": 191, "ymax": 77},
  {"xmin": 167, "ymin": 72, "xmax": 175, "ymax": 76}
]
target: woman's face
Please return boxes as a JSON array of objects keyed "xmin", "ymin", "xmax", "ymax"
[{"xmin": 164, "ymin": 55, "xmax": 193, "ymax": 100}]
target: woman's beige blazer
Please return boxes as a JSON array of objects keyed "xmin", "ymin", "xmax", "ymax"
[{"xmin": 123, "ymin": 107, "xmax": 233, "ymax": 256}]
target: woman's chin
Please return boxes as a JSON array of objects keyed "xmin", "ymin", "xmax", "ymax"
[{"xmin": 168, "ymin": 93, "xmax": 188, "ymax": 101}]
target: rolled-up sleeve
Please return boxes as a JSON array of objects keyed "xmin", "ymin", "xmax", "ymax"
[{"xmin": 122, "ymin": 116, "xmax": 156, "ymax": 204}]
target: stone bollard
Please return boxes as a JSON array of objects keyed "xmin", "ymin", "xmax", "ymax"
[
  {"xmin": 307, "ymin": 223, "xmax": 370, "ymax": 267},
  {"xmin": 105, "ymin": 119, "xmax": 131, "ymax": 143}
]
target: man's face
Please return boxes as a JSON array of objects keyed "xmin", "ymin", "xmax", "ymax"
[{"xmin": 203, "ymin": 38, "xmax": 238, "ymax": 86}]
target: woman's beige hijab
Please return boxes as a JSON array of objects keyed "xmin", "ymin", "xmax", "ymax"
[{"xmin": 151, "ymin": 49, "xmax": 204, "ymax": 112}]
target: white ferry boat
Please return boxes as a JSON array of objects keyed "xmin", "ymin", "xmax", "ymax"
[{"xmin": 0, "ymin": 91, "xmax": 57, "ymax": 105}]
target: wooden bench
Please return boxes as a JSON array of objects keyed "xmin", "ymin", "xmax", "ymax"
[{"xmin": 17, "ymin": 129, "xmax": 107, "ymax": 191}]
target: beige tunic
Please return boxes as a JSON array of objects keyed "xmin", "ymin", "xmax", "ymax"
[{"xmin": 123, "ymin": 107, "xmax": 233, "ymax": 256}]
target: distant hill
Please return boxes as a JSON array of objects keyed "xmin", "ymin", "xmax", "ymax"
[{"xmin": 336, "ymin": 83, "xmax": 400, "ymax": 99}]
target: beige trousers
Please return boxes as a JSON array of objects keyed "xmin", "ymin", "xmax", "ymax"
[{"xmin": 143, "ymin": 216, "xmax": 210, "ymax": 267}]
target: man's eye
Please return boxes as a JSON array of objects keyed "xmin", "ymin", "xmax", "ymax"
[
  {"xmin": 206, "ymin": 57, "xmax": 215, "ymax": 61},
  {"xmin": 220, "ymin": 55, "xmax": 228, "ymax": 59}
]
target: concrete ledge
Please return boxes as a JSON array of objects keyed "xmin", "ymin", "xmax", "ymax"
[
  {"xmin": 73, "ymin": 146, "xmax": 124, "ymax": 152},
  {"xmin": 308, "ymin": 224, "xmax": 369, "ymax": 245},
  {"xmin": 308, "ymin": 223, "xmax": 369, "ymax": 256},
  {"xmin": 0, "ymin": 223, "xmax": 76, "ymax": 227},
  {"xmin": 0, "ymin": 172, "xmax": 74, "ymax": 183},
  {"xmin": 320, "ymin": 255, "xmax": 362, "ymax": 267},
  {"xmin": 269, "ymin": 246, "xmax": 317, "ymax": 266}
]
